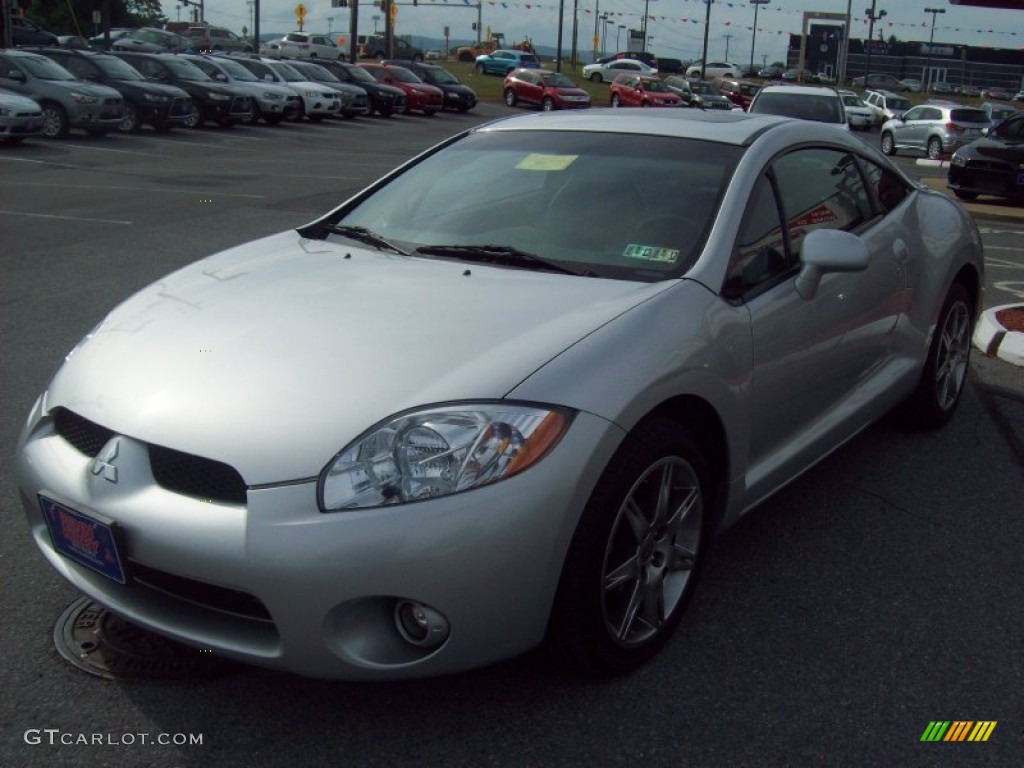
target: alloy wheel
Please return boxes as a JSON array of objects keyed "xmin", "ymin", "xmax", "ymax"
[{"xmin": 933, "ymin": 298, "xmax": 971, "ymax": 412}]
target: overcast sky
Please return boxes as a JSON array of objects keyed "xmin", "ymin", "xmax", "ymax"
[{"xmin": 164, "ymin": 0, "xmax": 1023, "ymax": 63}]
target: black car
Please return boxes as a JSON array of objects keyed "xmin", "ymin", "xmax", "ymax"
[
  {"xmin": 663, "ymin": 76, "xmax": 733, "ymax": 110},
  {"xmin": 851, "ymin": 72, "xmax": 906, "ymax": 91},
  {"xmin": 26, "ymin": 47, "xmax": 192, "ymax": 132},
  {"xmin": 112, "ymin": 52, "xmax": 252, "ymax": 128},
  {"xmin": 382, "ymin": 60, "xmax": 476, "ymax": 112},
  {"xmin": 948, "ymin": 112, "xmax": 1024, "ymax": 203},
  {"xmin": 4, "ymin": 16, "xmax": 58, "ymax": 46},
  {"xmin": 308, "ymin": 59, "xmax": 406, "ymax": 116}
]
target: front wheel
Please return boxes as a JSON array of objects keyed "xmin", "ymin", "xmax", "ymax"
[
  {"xmin": 547, "ymin": 420, "xmax": 708, "ymax": 675},
  {"xmin": 611, "ymin": 93, "xmax": 621, "ymax": 108},
  {"xmin": 118, "ymin": 102, "xmax": 142, "ymax": 133},
  {"xmin": 589, "ymin": 72, "xmax": 602, "ymax": 83},
  {"xmin": 475, "ymin": 64, "xmax": 485, "ymax": 75},
  {"xmin": 541, "ymin": 96, "xmax": 555, "ymax": 111},
  {"xmin": 880, "ymin": 132, "xmax": 896, "ymax": 155},
  {"xmin": 901, "ymin": 283, "xmax": 974, "ymax": 428},
  {"xmin": 504, "ymin": 88, "xmax": 517, "ymax": 107},
  {"xmin": 41, "ymin": 103, "xmax": 70, "ymax": 138},
  {"xmin": 184, "ymin": 101, "xmax": 205, "ymax": 129}
]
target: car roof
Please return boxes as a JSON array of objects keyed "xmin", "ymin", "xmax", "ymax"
[
  {"xmin": 757, "ymin": 84, "xmax": 838, "ymax": 95},
  {"xmin": 475, "ymin": 109, "xmax": 796, "ymax": 146}
]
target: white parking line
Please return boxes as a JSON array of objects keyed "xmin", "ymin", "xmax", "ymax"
[
  {"xmin": 5, "ymin": 181, "xmax": 264, "ymax": 199},
  {"xmin": 985, "ymin": 246, "xmax": 1024, "ymax": 253},
  {"xmin": 140, "ymin": 138, "xmax": 259, "ymax": 152},
  {"xmin": 0, "ymin": 210, "xmax": 132, "ymax": 225},
  {"xmin": 58, "ymin": 143, "xmax": 167, "ymax": 158}
]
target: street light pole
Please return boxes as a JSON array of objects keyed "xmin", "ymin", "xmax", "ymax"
[
  {"xmin": 922, "ymin": 7, "xmax": 945, "ymax": 92},
  {"xmin": 642, "ymin": 0, "xmax": 651, "ymax": 52},
  {"xmin": 748, "ymin": 0, "xmax": 769, "ymax": 75},
  {"xmin": 723, "ymin": 33, "xmax": 733, "ymax": 62},
  {"xmin": 617, "ymin": 24, "xmax": 624, "ymax": 54},
  {"xmin": 700, "ymin": 0, "xmax": 713, "ymax": 80},
  {"xmin": 863, "ymin": 1, "xmax": 887, "ymax": 85}
]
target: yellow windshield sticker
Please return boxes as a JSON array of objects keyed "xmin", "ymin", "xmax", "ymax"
[
  {"xmin": 516, "ymin": 153, "xmax": 578, "ymax": 171},
  {"xmin": 623, "ymin": 244, "xmax": 680, "ymax": 264}
]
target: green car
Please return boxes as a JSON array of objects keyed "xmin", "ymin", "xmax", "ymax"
[{"xmin": 474, "ymin": 49, "xmax": 542, "ymax": 76}]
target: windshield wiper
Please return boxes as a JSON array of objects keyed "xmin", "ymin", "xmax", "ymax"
[
  {"xmin": 413, "ymin": 244, "xmax": 587, "ymax": 276},
  {"xmin": 324, "ymin": 225, "xmax": 409, "ymax": 255}
]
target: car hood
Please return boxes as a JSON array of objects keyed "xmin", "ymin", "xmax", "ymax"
[
  {"xmin": 47, "ymin": 230, "xmax": 670, "ymax": 484},
  {"xmin": 113, "ymin": 79, "xmax": 189, "ymax": 99},
  {"xmin": 0, "ymin": 90, "xmax": 42, "ymax": 110},
  {"xmin": 39, "ymin": 80, "xmax": 121, "ymax": 99}
]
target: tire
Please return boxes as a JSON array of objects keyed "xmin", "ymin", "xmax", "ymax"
[
  {"xmin": 901, "ymin": 283, "xmax": 974, "ymax": 429},
  {"xmin": 547, "ymin": 420, "xmax": 708, "ymax": 675},
  {"xmin": 475, "ymin": 64, "xmax": 485, "ymax": 75},
  {"xmin": 611, "ymin": 94, "xmax": 621, "ymax": 108},
  {"xmin": 880, "ymin": 132, "xmax": 896, "ymax": 156},
  {"xmin": 41, "ymin": 103, "xmax": 70, "ymax": 139},
  {"xmin": 243, "ymin": 108, "xmax": 260, "ymax": 126},
  {"xmin": 953, "ymin": 190, "xmax": 978, "ymax": 201},
  {"xmin": 309, "ymin": 53, "xmax": 318, "ymax": 59},
  {"xmin": 377, "ymin": 104, "xmax": 394, "ymax": 117},
  {"xmin": 504, "ymin": 89, "xmax": 517, "ymax": 107},
  {"xmin": 542, "ymin": 96, "xmax": 555, "ymax": 111},
  {"xmin": 589, "ymin": 72, "xmax": 602, "ymax": 82},
  {"xmin": 118, "ymin": 102, "xmax": 142, "ymax": 133},
  {"xmin": 927, "ymin": 136, "xmax": 943, "ymax": 160},
  {"xmin": 641, "ymin": 101, "xmax": 650, "ymax": 108},
  {"xmin": 184, "ymin": 101, "xmax": 205, "ymax": 129}
]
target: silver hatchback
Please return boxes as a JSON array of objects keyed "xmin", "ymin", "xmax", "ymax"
[{"xmin": 880, "ymin": 102, "xmax": 991, "ymax": 159}]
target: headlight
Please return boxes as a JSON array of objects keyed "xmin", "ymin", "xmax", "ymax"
[
  {"xmin": 142, "ymin": 93, "xmax": 169, "ymax": 103},
  {"xmin": 70, "ymin": 92, "xmax": 99, "ymax": 104},
  {"xmin": 951, "ymin": 152, "xmax": 967, "ymax": 167},
  {"xmin": 319, "ymin": 403, "xmax": 574, "ymax": 511},
  {"xmin": 0, "ymin": 107, "xmax": 10, "ymax": 116},
  {"xmin": 207, "ymin": 92, "xmax": 230, "ymax": 101}
]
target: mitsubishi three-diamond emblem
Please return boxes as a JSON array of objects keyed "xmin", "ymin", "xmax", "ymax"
[{"xmin": 91, "ymin": 438, "xmax": 119, "ymax": 483}]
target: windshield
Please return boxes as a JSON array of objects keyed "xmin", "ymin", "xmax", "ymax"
[
  {"xmin": 93, "ymin": 55, "xmax": 145, "ymax": 80},
  {"xmin": 163, "ymin": 58, "xmax": 211, "ymax": 80},
  {"xmin": 889, "ymin": 97, "xmax": 911, "ymax": 111},
  {"xmin": 842, "ymin": 95, "xmax": 865, "ymax": 107},
  {"xmin": 641, "ymin": 80, "xmax": 670, "ymax": 93},
  {"xmin": 333, "ymin": 130, "xmax": 741, "ymax": 282},
  {"xmin": 215, "ymin": 58, "xmax": 258, "ymax": 81},
  {"xmin": 425, "ymin": 68, "xmax": 459, "ymax": 85},
  {"xmin": 270, "ymin": 61, "xmax": 307, "ymax": 82},
  {"xmin": 17, "ymin": 56, "xmax": 76, "ymax": 81},
  {"xmin": 296, "ymin": 63, "xmax": 339, "ymax": 82},
  {"xmin": 345, "ymin": 65, "xmax": 376, "ymax": 83},
  {"xmin": 235, "ymin": 60, "xmax": 274, "ymax": 80},
  {"xmin": 387, "ymin": 66, "xmax": 422, "ymax": 84},
  {"xmin": 541, "ymin": 72, "xmax": 576, "ymax": 88},
  {"xmin": 751, "ymin": 92, "xmax": 842, "ymax": 123},
  {"xmin": 690, "ymin": 82, "xmax": 720, "ymax": 95}
]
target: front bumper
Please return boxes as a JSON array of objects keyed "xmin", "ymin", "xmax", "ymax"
[
  {"xmin": 69, "ymin": 97, "xmax": 124, "ymax": 129},
  {"xmin": 0, "ymin": 112, "xmax": 44, "ymax": 138},
  {"xmin": 16, "ymin": 398, "xmax": 622, "ymax": 680}
]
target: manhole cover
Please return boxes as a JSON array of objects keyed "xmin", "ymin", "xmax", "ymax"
[{"xmin": 54, "ymin": 597, "xmax": 240, "ymax": 681}]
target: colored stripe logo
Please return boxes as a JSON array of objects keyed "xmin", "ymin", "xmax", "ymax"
[{"xmin": 921, "ymin": 721, "xmax": 997, "ymax": 742}]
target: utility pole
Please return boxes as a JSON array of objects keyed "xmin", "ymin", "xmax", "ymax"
[
  {"xmin": 863, "ymin": 1, "xmax": 887, "ymax": 84},
  {"xmin": 642, "ymin": 0, "xmax": 651, "ymax": 51},
  {"xmin": 749, "ymin": 0, "xmax": 769, "ymax": 75},
  {"xmin": 700, "ymin": 0, "xmax": 713, "ymax": 79},
  {"xmin": 923, "ymin": 7, "xmax": 945, "ymax": 91},
  {"xmin": 723, "ymin": 33, "xmax": 733, "ymax": 62}
]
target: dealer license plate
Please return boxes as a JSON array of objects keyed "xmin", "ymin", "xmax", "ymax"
[{"xmin": 39, "ymin": 495, "xmax": 127, "ymax": 584}]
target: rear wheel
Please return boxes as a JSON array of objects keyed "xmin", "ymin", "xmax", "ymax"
[
  {"xmin": 118, "ymin": 102, "xmax": 142, "ymax": 133},
  {"xmin": 475, "ymin": 64, "xmax": 485, "ymax": 75},
  {"xmin": 611, "ymin": 93, "xmax": 621, "ymax": 108},
  {"xmin": 901, "ymin": 283, "xmax": 974, "ymax": 428},
  {"xmin": 927, "ymin": 136, "xmax": 943, "ymax": 160},
  {"xmin": 547, "ymin": 420, "xmax": 708, "ymax": 675},
  {"xmin": 184, "ymin": 101, "xmax": 205, "ymax": 128},
  {"xmin": 880, "ymin": 131, "xmax": 896, "ymax": 155},
  {"xmin": 589, "ymin": 72, "xmax": 602, "ymax": 82},
  {"xmin": 542, "ymin": 96, "xmax": 555, "ymax": 111},
  {"xmin": 504, "ymin": 89, "xmax": 517, "ymax": 107}
]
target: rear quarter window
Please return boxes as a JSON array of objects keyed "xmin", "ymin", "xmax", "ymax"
[{"xmin": 950, "ymin": 109, "xmax": 990, "ymax": 123}]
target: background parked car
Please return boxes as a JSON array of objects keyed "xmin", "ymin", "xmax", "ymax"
[
  {"xmin": 839, "ymin": 91, "xmax": 874, "ymax": 131},
  {"xmin": 948, "ymin": 111, "xmax": 1024, "ymax": 202},
  {"xmin": 288, "ymin": 60, "xmax": 369, "ymax": 117},
  {"xmin": 0, "ymin": 49, "xmax": 123, "ymax": 138},
  {"xmin": 0, "ymin": 87, "xmax": 44, "ymax": 142},
  {"xmin": 582, "ymin": 58, "xmax": 656, "ymax": 83},
  {"xmin": 851, "ymin": 72, "xmax": 905, "ymax": 91},
  {"xmin": 685, "ymin": 61, "xmax": 738, "ymax": 78},
  {"xmin": 111, "ymin": 28, "xmax": 191, "ymax": 53},
  {"xmin": 475, "ymin": 49, "xmax": 542, "ymax": 76},
  {"xmin": 981, "ymin": 86, "xmax": 1011, "ymax": 101},
  {"xmin": 383, "ymin": 60, "xmax": 476, "ymax": 112},
  {"xmin": 186, "ymin": 54, "xmax": 299, "ymax": 124},
  {"xmin": 609, "ymin": 74, "xmax": 682, "ymax": 108},
  {"xmin": 30, "ymin": 47, "xmax": 192, "ymax": 133},
  {"xmin": 747, "ymin": 84, "xmax": 847, "ymax": 129},
  {"xmin": 663, "ymin": 77, "xmax": 733, "ymax": 110},
  {"xmin": 225, "ymin": 56, "xmax": 341, "ymax": 121},
  {"xmin": 595, "ymin": 50, "xmax": 658, "ymax": 68},
  {"xmin": 863, "ymin": 89, "xmax": 911, "ymax": 126},
  {"xmin": 758, "ymin": 65, "xmax": 784, "ymax": 79},
  {"xmin": 929, "ymin": 81, "xmax": 954, "ymax": 95},
  {"xmin": 181, "ymin": 25, "xmax": 252, "ymax": 53},
  {"xmin": 56, "ymin": 36, "xmax": 90, "ymax": 50},
  {"xmin": 358, "ymin": 62, "xmax": 443, "ymax": 115},
  {"xmin": 275, "ymin": 32, "xmax": 342, "ymax": 60},
  {"xmin": 358, "ymin": 35, "xmax": 423, "ymax": 61},
  {"xmin": 310, "ymin": 58, "xmax": 406, "ymax": 116},
  {"xmin": 880, "ymin": 102, "xmax": 990, "ymax": 159},
  {"xmin": 113, "ymin": 52, "xmax": 252, "ymax": 128},
  {"xmin": 503, "ymin": 68, "xmax": 589, "ymax": 111},
  {"xmin": 716, "ymin": 78, "xmax": 760, "ymax": 109},
  {"xmin": 981, "ymin": 101, "xmax": 1018, "ymax": 124},
  {"xmin": 898, "ymin": 78, "xmax": 921, "ymax": 93},
  {"xmin": 5, "ymin": 15, "xmax": 58, "ymax": 46},
  {"xmin": 87, "ymin": 28, "xmax": 135, "ymax": 50}
]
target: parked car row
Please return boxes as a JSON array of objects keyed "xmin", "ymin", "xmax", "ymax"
[{"xmin": 0, "ymin": 47, "xmax": 480, "ymax": 140}]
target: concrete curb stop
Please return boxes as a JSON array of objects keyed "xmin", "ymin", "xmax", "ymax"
[{"xmin": 973, "ymin": 304, "xmax": 1024, "ymax": 367}]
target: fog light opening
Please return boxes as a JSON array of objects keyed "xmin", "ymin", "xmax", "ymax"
[{"xmin": 394, "ymin": 600, "xmax": 449, "ymax": 650}]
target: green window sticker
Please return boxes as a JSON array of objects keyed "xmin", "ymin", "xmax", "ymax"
[
  {"xmin": 623, "ymin": 244, "xmax": 680, "ymax": 263},
  {"xmin": 515, "ymin": 153, "xmax": 578, "ymax": 171}
]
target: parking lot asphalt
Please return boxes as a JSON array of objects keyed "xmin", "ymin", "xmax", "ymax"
[{"xmin": 2, "ymin": 109, "xmax": 1023, "ymax": 768}]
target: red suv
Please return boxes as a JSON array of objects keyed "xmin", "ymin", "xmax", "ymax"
[
  {"xmin": 609, "ymin": 75, "xmax": 682, "ymax": 108},
  {"xmin": 716, "ymin": 78, "xmax": 761, "ymax": 110},
  {"xmin": 358, "ymin": 63, "xmax": 443, "ymax": 115},
  {"xmin": 503, "ymin": 69, "xmax": 591, "ymax": 111}
]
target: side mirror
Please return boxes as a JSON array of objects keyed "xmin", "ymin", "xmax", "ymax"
[{"xmin": 795, "ymin": 229, "xmax": 870, "ymax": 300}]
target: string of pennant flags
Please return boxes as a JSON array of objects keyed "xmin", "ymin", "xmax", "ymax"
[{"xmin": 403, "ymin": 0, "xmax": 1019, "ymax": 38}]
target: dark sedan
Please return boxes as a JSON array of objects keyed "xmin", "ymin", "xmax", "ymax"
[
  {"xmin": 382, "ymin": 60, "xmax": 476, "ymax": 112},
  {"xmin": 948, "ymin": 112, "xmax": 1024, "ymax": 203}
]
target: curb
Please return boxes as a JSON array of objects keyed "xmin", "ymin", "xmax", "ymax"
[{"xmin": 973, "ymin": 304, "xmax": 1024, "ymax": 367}]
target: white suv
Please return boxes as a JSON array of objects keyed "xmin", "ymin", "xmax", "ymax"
[
  {"xmin": 746, "ymin": 84, "xmax": 847, "ymax": 130},
  {"xmin": 685, "ymin": 61, "xmax": 739, "ymax": 79},
  {"xmin": 862, "ymin": 89, "xmax": 911, "ymax": 127},
  {"xmin": 275, "ymin": 32, "xmax": 344, "ymax": 60}
]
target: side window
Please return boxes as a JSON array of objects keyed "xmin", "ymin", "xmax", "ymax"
[
  {"xmin": 772, "ymin": 149, "xmax": 873, "ymax": 261},
  {"xmin": 903, "ymin": 107, "xmax": 924, "ymax": 121},
  {"xmin": 61, "ymin": 56, "xmax": 92, "ymax": 79},
  {"xmin": 724, "ymin": 173, "xmax": 789, "ymax": 299},
  {"xmin": 860, "ymin": 157, "xmax": 910, "ymax": 214},
  {"xmin": 137, "ymin": 59, "xmax": 163, "ymax": 78}
]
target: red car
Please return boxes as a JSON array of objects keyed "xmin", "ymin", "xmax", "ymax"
[
  {"xmin": 609, "ymin": 74, "xmax": 682, "ymax": 108},
  {"xmin": 358, "ymin": 63, "xmax": 443, "ymax": 115},
  {"xmin": 716, "ymin": 78, "xmax": 761, "ymax": 110},
  {"xmin": 503, "ymin": 68, "xmax": 591, "ymax": 111}
]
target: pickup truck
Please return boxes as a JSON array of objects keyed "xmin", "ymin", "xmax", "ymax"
[{"xmin": 358, "ymin": 35, "xmax": 424, "ymax": 61}]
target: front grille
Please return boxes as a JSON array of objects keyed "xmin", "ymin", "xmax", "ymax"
[
  {"xmin": 53, "ymin": 407, "xmax": 114, "ymax": 457},
  {"xmin": 100, "ymin": 99, "xmax": 123, "ymax": 119},
  {"xmin": 965, "ymin": 159, "xmax": 1011, "ymax": 172},
  {"xmin": 130, "ymin": 561, "xmax": 273, "ymax": 622},
  {"xmin": 51, "ymin": 407, "xmax": 248, "ymax": 504},
  {"xmin": 149, "ymin": 443, "xmax": 247, "ymax": 503},
  {"xmin": 229, "ymin": 96, "xmax": 252, "ymax": 116},
  {"xmin": 353, "ymin": 94, "xmax": 368, "ymax": 109}
]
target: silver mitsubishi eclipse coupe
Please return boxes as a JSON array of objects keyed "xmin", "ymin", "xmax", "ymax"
[{"xmin": 16, "ymin": 110, "xmax": 983, "ymax": 680}]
